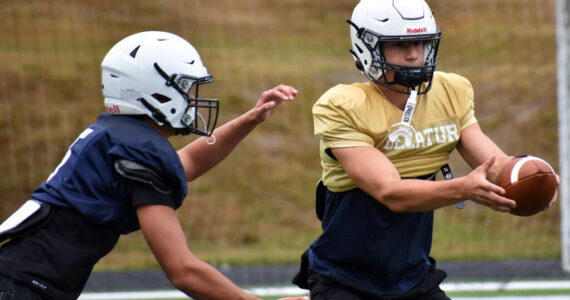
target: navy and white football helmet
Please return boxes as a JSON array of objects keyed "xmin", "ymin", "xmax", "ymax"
[
  {"xmin": 348, "ymin": 0, "xmax": 441, "ymax": 94},
  {"xmin": 101, "ymin": 31, "xmax": 218, "ymax": 136}
]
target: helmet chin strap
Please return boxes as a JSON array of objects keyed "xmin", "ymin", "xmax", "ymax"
[
  {"xmin": 374, "ymin": 66, "xmax": 428, "ymax": 95},
  {"xmin": 393, "ymin": 67, "xmax": 426, "ymax": 88}
]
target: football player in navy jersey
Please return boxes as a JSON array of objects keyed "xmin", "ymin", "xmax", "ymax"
[{"xmin": 0, "ymin": 31, "xmax": 302, "ymax": 300}]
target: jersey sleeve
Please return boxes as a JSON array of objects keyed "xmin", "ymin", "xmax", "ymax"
[
  {"xmin": 130, "ymin": 180, "xmax": 176, "ymax": 209},
  {"xmin": 453, "ymin": 74, "xmax": 478, "ymax": 130},
  {"xmin": 313, "ymin": 87, "xmax": 375, "ymax": 151}
]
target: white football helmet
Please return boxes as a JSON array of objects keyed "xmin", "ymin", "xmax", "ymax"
[
  {"xmin": 101, "ymin": 31, "xmax": 218, "ymax": 136},
  {"xmin": 348, "ymin": 0, "xmax": 441, "ymax": 94}
]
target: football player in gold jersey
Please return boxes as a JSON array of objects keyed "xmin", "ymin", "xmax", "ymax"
[{"xmin": 293, "ymin": 0, "xmax": 559, "ymax": 299}]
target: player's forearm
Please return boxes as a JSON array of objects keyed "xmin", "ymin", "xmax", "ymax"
[
  {"xmin": 457, "ymin": 123, "xmax": 511, "ymax": 183},
  {"xmin": 367, "ymin": 177, "xmax": 466, "ymax": 212},
  {"xmin": 334, "ymin": 147, "xmax": 468, "ymax": 212},
  {"xmin": 178, "ymin": 109, "xmax": 260, "ymax": 181},
  {"xmin": 175, "ymin": 260, "xmax": 259, "ymax": 300}
]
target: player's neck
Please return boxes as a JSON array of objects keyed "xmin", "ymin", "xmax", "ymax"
[
  {"xmin": 145, "ymin": 119, "xmax": 175, "ymax": 138},
  {"xmin": 375, "ymin": 83, "xmax": 409, "ymax": 110}
]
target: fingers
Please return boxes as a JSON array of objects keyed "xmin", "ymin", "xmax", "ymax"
[
  {"xmin": 473, "ymin": 155, "xmax": 501, "ymax": 195},
  {"xmin": 543, "ymin": 174, "xmax": 560, "ymax": 210},
  {"xmin": 274, "ymin": 84, "xmax": 298, "ymax": 100},
  {"xmin": 478, "ymin": 155, "xmax": 496, "ymax": 173},
  {"xmin": 482, "ymin": 177, "xmax": 505, "ymax": 196},
  {"xmin": 477, "ymin": 155, "xmax": 517, "ymax": 210},
  {"xmin": 250, "ymin": 84, "xmax": 297, "ymax": 123},
  {"xmin": 259, "ymin": 84, "xmax": 298, "ymax": 103},
  {"xmin": 466, "ymin": 159, "xmax": 517, "ymax": 212},
  {"xmin": 547, "ymin": 190, "xmax": 558, "ymax": 209},
  {"xmin": 472, "ymin": 190, "xmax": 516, "ymax": 212},
  {"xmin": 490, "ymin": 195, "xmax": 517, "ymax": 212},
  {"xmin": 486, "ymin": 184, "xmax": 516, "ymax": 209}
]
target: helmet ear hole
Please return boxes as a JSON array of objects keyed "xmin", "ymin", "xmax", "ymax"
[
  {"xmin": 355, "ymin": 44, "xmax": 364, "ymax": 54},
  {"xmin": 355, "ymin": 60, "xmax": 364, "ymax": 72},
  {"xmin": 129, "ymin": 46, "xmax": 140, "ymax": 58},
  {"xmin": 151, "ymin": 93, "xmax": 171, "ymax": 103}
]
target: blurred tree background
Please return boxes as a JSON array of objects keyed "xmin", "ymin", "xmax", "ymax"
[{"xmin": 0, "ymin": 0, "xmax": 560, "ymax": 270}]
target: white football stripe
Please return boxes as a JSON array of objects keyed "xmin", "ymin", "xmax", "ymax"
[{"xmin": 510, "ymin": 156, "xmax": 554, "ymax": 184}]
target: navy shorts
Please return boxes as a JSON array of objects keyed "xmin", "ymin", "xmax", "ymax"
[{"xmin": 308, "ymin": 260, "xmax": 450, "ymax": 300}]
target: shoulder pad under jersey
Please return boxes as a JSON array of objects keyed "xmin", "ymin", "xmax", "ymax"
[{"xmin": 114, "ymin": 159, "xmax": 173, "ymax": 195}]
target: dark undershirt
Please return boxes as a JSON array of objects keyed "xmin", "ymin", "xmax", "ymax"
[{"xmin": 131, "ymin": 181, "xmax": 177, "ymax": 209}]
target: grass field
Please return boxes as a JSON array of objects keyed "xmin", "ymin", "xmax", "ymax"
[{"xmin": 0, "ymin": 0, "xmax": 561, "ymax": 271}]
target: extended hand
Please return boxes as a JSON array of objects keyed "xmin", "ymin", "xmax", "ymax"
[
  {"xmin": 250, "ymin": 84, "xmax": 298, "ymax": 123},
  {"xmin": 547, "ymin": 174, "xmax": 560, "ymax": 209},
  {"xmin": 464, "ymin": 156, "xmax": 517, "ymax": 212}
]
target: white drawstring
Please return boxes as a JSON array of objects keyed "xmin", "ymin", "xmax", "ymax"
[{"xmin": 388, "ymin": 89, "xmax": 418, "ymax": 148}]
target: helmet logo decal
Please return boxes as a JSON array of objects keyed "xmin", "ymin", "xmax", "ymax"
[
  {"xmin": 384, "ymin": 90, "xmax": 461, "ymax": 150},
  {"xmin": 405, "ymin": 27, "xmax": 427, "ymax": 34},
  {"xmin": 384, "ymin": 123, "xmax": 459, "ymax": 150},
  {"xmin": 105, "ymin": 104, "xmax": 121, "ymax": 114},
  {"xmin": 388, "ymin": 123, "xmax": 417, "ymax": 148}
]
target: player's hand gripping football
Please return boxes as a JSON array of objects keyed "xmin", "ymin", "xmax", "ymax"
[
  {"xmin": 250, "ymin": 84, "xmax": 298, "ymax": 123},
  {"xmin": 462, "ymin": 156, "xmax": 517, "ymax": 212},
  {"xmin": 547, "ymin": 174, "xmax": 560, "ymax": 209}
]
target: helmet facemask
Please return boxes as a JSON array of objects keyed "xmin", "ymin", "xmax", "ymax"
[
  {"xmin": 349, "ymin": 20, "xmax": 441, "ymax": 95},
  {"xmin": 152, "ymin": 63, "xmax": 219, "ymax": 136}
]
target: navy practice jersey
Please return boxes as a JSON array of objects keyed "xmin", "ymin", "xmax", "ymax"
[
  {"xmin": 32, "ymin": 114, "xmax": 188, "ymax": 234},
  {"xmin": 308, "ymin": 187, "xmax": 433, "ymax": 296},
  {"xmin": 0, "ymin": 114, "xmax": 188, "ymax": 299}
]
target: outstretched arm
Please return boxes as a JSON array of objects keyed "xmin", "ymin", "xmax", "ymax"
[
  {"xmin": 455, "ymin": 123, "xmax": 511, "ymax": 182},
  {"xmin": 331, "ymin": 123, "xmax": 522, "ymax": 212},
  {"xmin": 457, "ymin": 122, "xmax": 559, "ymax": 210},
  {"xmin": 137, "ymin": 204, "xmax": 260, "ymax": 300},
  {"xmin": 178, "ymin": 84, "xmax": 298, "ymax": 181},
  {"xmin": 332, "ymin": 146, "xmax": 516, "ymax": 213}
]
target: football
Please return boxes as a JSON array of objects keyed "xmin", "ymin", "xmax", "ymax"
[{"xmin": 495, "ymin": 156, "xmax": 558, "ymax": 217}]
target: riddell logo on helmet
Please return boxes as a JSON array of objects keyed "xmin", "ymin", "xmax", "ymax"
[
  {"xmin": 406, "ymin": 27, "xmax": 427, "ymax": 34},
  {"xmin": 106, "ymin": 105, "xmax": 121, "ymax": 114}
]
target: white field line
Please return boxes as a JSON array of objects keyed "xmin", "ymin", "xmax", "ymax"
[
  {"xmin": 79, "ymin": 280, "xmax": 570, "ymax": 300},
  {"xmin": 442, "ymin": 280, "xmax": 570, "ymax": 291},
  {"xmin": 455, "ymin": 297, "xmax": 570, "ymax": 300},
  {"xmin": 79, "ymin": 290, "xmax": 186, "ymax": 299}
]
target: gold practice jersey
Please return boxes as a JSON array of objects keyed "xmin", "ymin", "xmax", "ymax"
[{"xmin": 313, "ymin": 71, "xmax": 478, "ymax": 192}]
